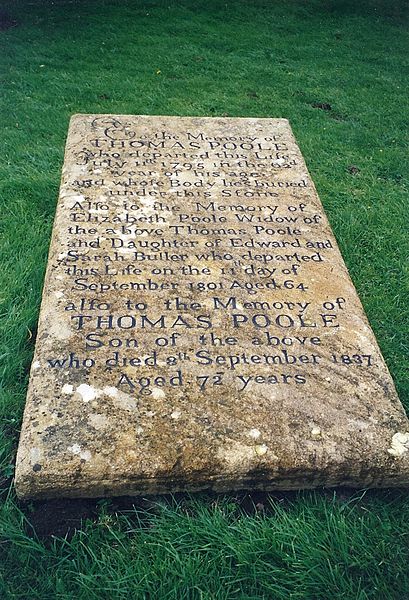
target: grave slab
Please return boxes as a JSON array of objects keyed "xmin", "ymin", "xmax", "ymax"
[{"xmin": 15, "ymin": 115, "xmax": 409, "ymax": 499}]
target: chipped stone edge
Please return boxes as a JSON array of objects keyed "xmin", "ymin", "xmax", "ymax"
[
  {"xmin": 15, "ymin": 443, "xmax": 409, "ymax": 500},
  {"xmin": 15, "ymin": 473, "xmax": 409, "ymax": 501}
]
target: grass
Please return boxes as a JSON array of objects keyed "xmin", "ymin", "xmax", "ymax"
[
  {"xmin": 0, "ymin": 0, "xmax": 408, "ymax": 597},
  {"xmin": 2, "ymin": 492, "xmax": 409, "ymax": 599}
]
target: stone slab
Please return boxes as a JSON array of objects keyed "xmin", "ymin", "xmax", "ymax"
[{"xmin": 15, "ymin": 115, "xmax": 409, "ymax": 499}]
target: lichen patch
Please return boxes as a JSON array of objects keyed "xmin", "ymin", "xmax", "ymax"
[
  {"xmin": 217, "ymin": 441, "xmax": 254, "ymax": 469},
  {"xmin": 30, "ymin": 447, "xmax": 42, "ymax": 464},
  {"xmin": 76, "ymin": 384, "xmax": 97, "ymax": 402},
  {"xmin": 103, "ymin": 386, "xmax": 119, "ymax": 398},
  {"xmin": 311, "ymin": 426, "xmax": 321, "ymax": 438},
  {"xmin": 255, "ymin": 444, "xmax": 268, "ymax": 456},
  {"xmin": 249, "ymin": 428, "xmax": 261, "ymax": 440},
  {"xmin": 67, "ymin": 444, "xmax": 91, "ymax": 461},
  {"xmin": 388, "ymin": 432, "xmax": 409, "ymax": 457}
]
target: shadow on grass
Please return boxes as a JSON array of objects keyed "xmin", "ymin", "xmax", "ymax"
[
  {"xmin": 0, "ymin": 11, "xmax": 18, "ymax": 31},
  {"xmin": 18, "ymin": 486, "xmax": 402, "ymax": 542}
]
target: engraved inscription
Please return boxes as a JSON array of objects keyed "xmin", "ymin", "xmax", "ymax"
[{"xmin": 15, "ymin": 116, "xmax": 409, "ymax": 499}]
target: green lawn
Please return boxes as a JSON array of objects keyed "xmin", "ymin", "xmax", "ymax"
[{"xmin": 1, "ymin": 0, "xmax": 409, "ymax": 598}]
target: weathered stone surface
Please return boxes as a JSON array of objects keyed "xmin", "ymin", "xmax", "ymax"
[{"xmin": 15, "ymin": 115, "xmax": 409, "ymax": 499}]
